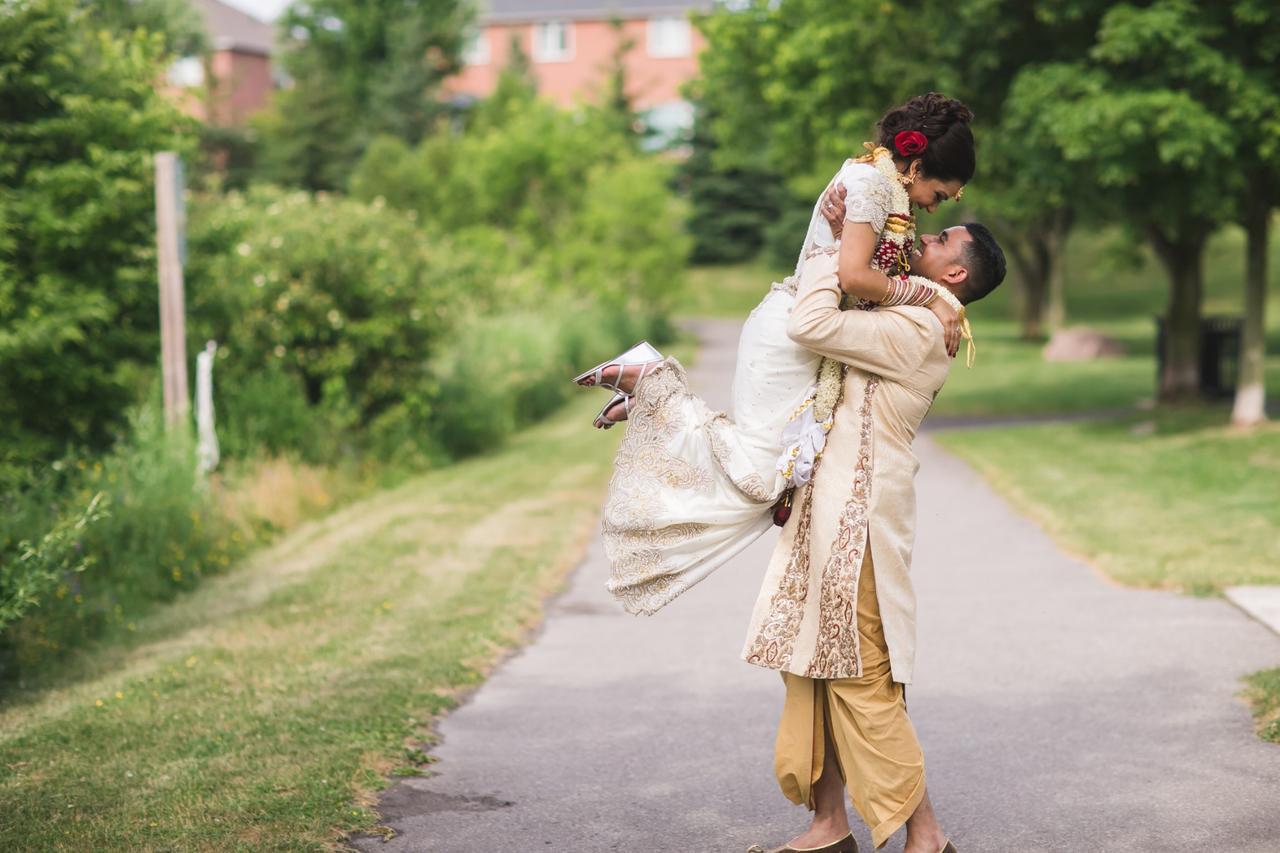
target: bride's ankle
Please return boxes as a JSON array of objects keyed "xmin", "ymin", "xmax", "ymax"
[{"xmin": 614, "ymin": 360, "xmax": 660, "ymax": 395}]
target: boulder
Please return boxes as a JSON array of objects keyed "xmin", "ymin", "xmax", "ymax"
[{"xmin": 1042, "ymin": 327, "xmax": 1127, "ymax": 362}]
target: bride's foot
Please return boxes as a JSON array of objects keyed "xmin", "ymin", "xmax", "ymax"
[
  {"xmin": 593, "ymin": 393, "xmax": 630, "ymax": 430},
  {"xmin": 597, "ymin": 360, "xmax": 661, "ymax": 396},
  {"xmin": 574, "ymin": 341, "xmax": 663, "ymax": 394}
]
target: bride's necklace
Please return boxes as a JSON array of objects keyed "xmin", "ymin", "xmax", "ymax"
[{"xmin": 864, "ymin": 145, "xmax": 916, "ymax": 276}]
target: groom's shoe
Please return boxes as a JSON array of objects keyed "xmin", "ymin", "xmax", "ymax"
[{"xmin": 746, "ymin": 832, "xmax": 858, "ymax": 853}]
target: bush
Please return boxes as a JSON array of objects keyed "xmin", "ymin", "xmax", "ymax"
[
  {"xmin": 185, "ymin": 187, "xmax": 515, "ymax": 465},
  {"xmin": 351, "ymin": 99, "xmax": 633, "ymax": 249},
  {"xmin": 543, "ymin": 157, "xmax": 691, "ymax": 320},
  {"xmin": 341, "ymin": 99, "xmax": 690, "ymax": 459},
  {"xmin": 428, "ymin": 297, "xmax": 643, "ymax": 457},
  {"xmin": 0, "ymin": 403, "xmax": 244, "ymax": 679},
  {"xmin": 0, "ymin": 0, "xmax": 192, "ymax": 482}
]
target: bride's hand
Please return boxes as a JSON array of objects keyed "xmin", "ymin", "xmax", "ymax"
[
  {"xmin": 928, "ymin": 295, "xmax": 961, "ymax": 358},
  {"xmin": 821, "ymin": 184, "xmax": 847, "ymax": 238}
]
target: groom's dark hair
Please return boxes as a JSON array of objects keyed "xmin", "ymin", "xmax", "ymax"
[{"xmin": 958, "ymin": 222, "xmax": 1006, "ymax": 305}]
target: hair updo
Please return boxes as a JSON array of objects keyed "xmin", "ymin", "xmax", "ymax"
[{"xmin": 877, "ymin": 92, "xmax": 975, "ymax": 184}]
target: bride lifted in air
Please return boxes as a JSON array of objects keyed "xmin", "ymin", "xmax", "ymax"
[{"xmin": 575, "ymin": 93, "xmax": 994, "ymax": 617}]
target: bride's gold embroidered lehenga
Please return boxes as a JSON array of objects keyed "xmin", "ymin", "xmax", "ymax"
[{"xmin": 603, "ymin": 151, "xmax": 919, "ymax": 615}]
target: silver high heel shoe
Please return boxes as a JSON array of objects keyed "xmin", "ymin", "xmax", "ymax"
[
  {"xmin": 573, "ymin": 341, "xmax": 663, "ymax": 395},
  {"xmin": 593, "ymin": 392, "xmax": 630, "ymax": 430},
  {"xmin": 589, "ymin": 352, "xmax": 658, "ymax": 429}
]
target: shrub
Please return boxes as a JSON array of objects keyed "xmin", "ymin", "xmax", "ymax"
[
  {"xmin": 0, "ymin": 0, "xmax": 192, "ymax": 482},
  {"xmin": 350, "ymin": 100, "xmax": 631, "ymax": 248},
  {"xmin": 185, "ymin": 187, "xmax": 514, "ymax": 465},
  {"xmin": 0, "ymin": 403, "xmax": 243, "ymax": 679},
  {"xmin": 428, "ymin": 297, "xmax": 636, "ymax": 457}
]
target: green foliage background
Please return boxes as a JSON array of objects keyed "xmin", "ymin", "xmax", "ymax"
[
  {"xmin": 0, "ymin": 0, "xmax": 688, "ymax": 676},
  {"xmin": 0, "ymin": 0, "xmax": 193, "ymax": 481}
]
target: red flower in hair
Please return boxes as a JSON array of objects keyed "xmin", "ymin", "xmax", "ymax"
[{"xmin": 894, "ymin": 130, "xmax": 928, "ymax": 156}]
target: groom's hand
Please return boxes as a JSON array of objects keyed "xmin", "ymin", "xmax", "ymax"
[{"xmin": 822, "ymin": 184, "xmax": 847, "ymax": 237}]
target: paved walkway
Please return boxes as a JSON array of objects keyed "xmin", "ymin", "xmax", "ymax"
[
  {"xmin": 1226, "ymin": 587, "xmax": 1280, "ymax": 638},
  {"xmin": 350, "ymin": 320, "xmax": 1280, "ymax": 853}
]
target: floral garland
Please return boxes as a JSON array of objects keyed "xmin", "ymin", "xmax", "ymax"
[{"xmin": 811, "ymin": 145, "xmax": 914, "ymax": 424}]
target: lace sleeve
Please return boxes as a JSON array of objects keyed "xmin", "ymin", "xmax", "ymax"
[{"xmin": 840, "ymin": 164, "xmax": 892, "ymax": 235}]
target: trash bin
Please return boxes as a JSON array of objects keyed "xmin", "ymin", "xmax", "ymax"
[{"xmin": 1154, "ymin": 315, "xmax": 1243, "ymax": 398}]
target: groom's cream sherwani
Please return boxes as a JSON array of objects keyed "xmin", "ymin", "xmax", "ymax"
[{"xmin": 742, "ymin": 250, "xmax": 953, "ymax": 685}]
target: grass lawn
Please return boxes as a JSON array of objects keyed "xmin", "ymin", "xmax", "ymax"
[
  {"xmin": 1244, "ymin": 668, "xmax": 1280, "ymax": 743},
  {"xmin": 934, "ymin": 411, "xmax": 1280, "ymax": 594},
  {"xmin": 681, "ymin": 222, "xmax": 1280, "ymax": 417},
  {"xmin": 0, "ymin": 392, "xmax": 625, "ymax": 852}
]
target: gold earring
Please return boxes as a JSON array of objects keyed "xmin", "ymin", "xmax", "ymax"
[{"xmin": 897, "ymin": 172, "xmax": 914, "ymax": 189}]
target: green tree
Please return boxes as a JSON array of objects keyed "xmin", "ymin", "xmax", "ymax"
[
  {"xmin": 1015, "ymin": 0, "xmax": 1280, "ymax": 401},
  {"xmin": 1221, "ymin": 0, "xmax": 1280, "ymax": 427},
  {"xmin": 696, "ymin": 0, "xmax": 945, "ymax": 190},
  {"xmin": 928, "ymin": 0, "xmax": 1112, "ymax": 340},
  {"xmin": 597, "ymin": 18, "xmax": 640, "ymax": 144},
  {"xmin": 258, "ymin": 0, "xmax": 470, "ymax": 189},
  {"xmin": 677, "ymin": 102, "xmax": 784, "ymax": 264},
  {"xmin": 251, "ymin": 63, "xmax": 358, "ymax": 191},
  {"xmin": 469, "ymin": 35, "xmax": 538, "ymax": 132},
  {"xmin": 82, "ymin": 0, "xmax": 207, "ymax": 57},
  {"xmin": 0, "ymin": 0, "xmax": 192, "ymax": 477}
]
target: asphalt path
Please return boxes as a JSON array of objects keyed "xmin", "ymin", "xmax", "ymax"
[{"xmin": 350, "ymin": 319, "xmax": 1280, "ymax": 853}]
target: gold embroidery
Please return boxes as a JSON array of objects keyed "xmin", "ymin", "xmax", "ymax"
[
  {"xmin": 705, "ymin": 414, "xmax": 775, "ymax": 503},
  {"xmin": 804, "ymin": 376, "xmax": 879, "ymax": 679},
  {"xmin": 743, "ymin": 467, "xmax": 820, "ymax": 670},
  {"xmin": 605, "ymin": 521, "xmax": 713, "ymax": 615},
  {"xmin": 770, "ymin": 274, "xmax": 799, "ymax": 297},
  {"xmin": 601, "ymin": 358, "xmax": 716, "ymax": 615}
]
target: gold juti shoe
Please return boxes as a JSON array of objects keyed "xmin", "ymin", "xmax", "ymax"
[{"xmin": 746, "ymin": 832, "xmax": 858, "ymax": 853}]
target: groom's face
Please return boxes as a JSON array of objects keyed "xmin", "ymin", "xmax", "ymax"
[{"xmin": 911, "ymin": 226, "xmax": 972, "ymax": 285}]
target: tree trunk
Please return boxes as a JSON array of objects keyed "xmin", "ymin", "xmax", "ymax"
[
  {"xmin": 993, "ymin": 210, "xmax": 1073, "ymax": 342},
  {"xmin": 1147, "ymin": 223, "xmax": 1209, "ymax": 402},
  {"xmin": 1232, "ymin": 194, "xmax": 1269, "ymax": 427},
  {"xmin": 1006, "ymin": 233, "xmax": 1048, "ymax": 340},
  {"xmin": 1044, "ymin": 208, "xmax": 1073, "ymax": 333}
]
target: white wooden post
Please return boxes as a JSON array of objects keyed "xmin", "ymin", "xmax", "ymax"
[
  {"xmin": 196, "ymin": 340, "xmax": 220, "ymax": 474},
  {"xmin": 155, "ymin": 152, "xmax": 190, "ymax": 429}
]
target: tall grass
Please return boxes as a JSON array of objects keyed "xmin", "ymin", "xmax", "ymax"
[{"xmin": 0, "ymin": 398, "xmax": 384, "ymax": 684}]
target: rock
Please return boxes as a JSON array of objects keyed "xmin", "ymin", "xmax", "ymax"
[{"xmin": 1042, "ymin": 326, "xmax": 1127, "ymax": 362}]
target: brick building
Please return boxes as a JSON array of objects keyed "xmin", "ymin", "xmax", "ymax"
[
  {"xmin": 446, "ymin": 0, "xmax": 714, "ymax": 144},
  {"xmin": 167, "ymin": 0, "xmax": 278, "ymax": 127}
]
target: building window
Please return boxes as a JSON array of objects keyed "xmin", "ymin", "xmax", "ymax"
[
  {"xmin": 462, "ymin": 28, "xmax": 490, "ymax": 65},
  {"xmin": 167, "ymin": 56, "xmax": 205, "ymax": 88},
  {"xmin": 640, "ymin": 100, "xmax": 695, "ymax": 151},
  {"xmin": 533, "ymin": 21, "xmax": 572, "ymax": 62},
  {"xmin": 647, "ymin": 16, "xmax": 690, "ymax": 58}
]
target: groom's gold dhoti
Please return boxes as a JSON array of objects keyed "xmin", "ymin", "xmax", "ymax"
[{"xmin": 772, "ymin": 549, "xmax": 925, "ymax": 849}]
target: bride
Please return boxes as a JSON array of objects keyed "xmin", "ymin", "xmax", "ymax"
[{"xmin": 576, "ymin": 94, "xmax": 976, "ymax": 615}]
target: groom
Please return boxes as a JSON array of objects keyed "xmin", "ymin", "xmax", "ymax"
[{"xmin": 744, "ymin": 187, "xmax": 1006, "ymax": 853}]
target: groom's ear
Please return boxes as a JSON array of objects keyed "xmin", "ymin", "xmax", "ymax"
[{"xmin": 942, "ymin": 264, "xmax": 969, "ymax": 286}]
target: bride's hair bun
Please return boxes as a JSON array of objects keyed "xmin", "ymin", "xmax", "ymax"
[{"xmin": 877, "ymin": 92, "xmax": 976, "ymax": 183}]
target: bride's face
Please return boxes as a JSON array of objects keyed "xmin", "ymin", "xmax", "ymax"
[{"xmin": 907, "ymin": 174, "xmax": 965, "ymax": 214}]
